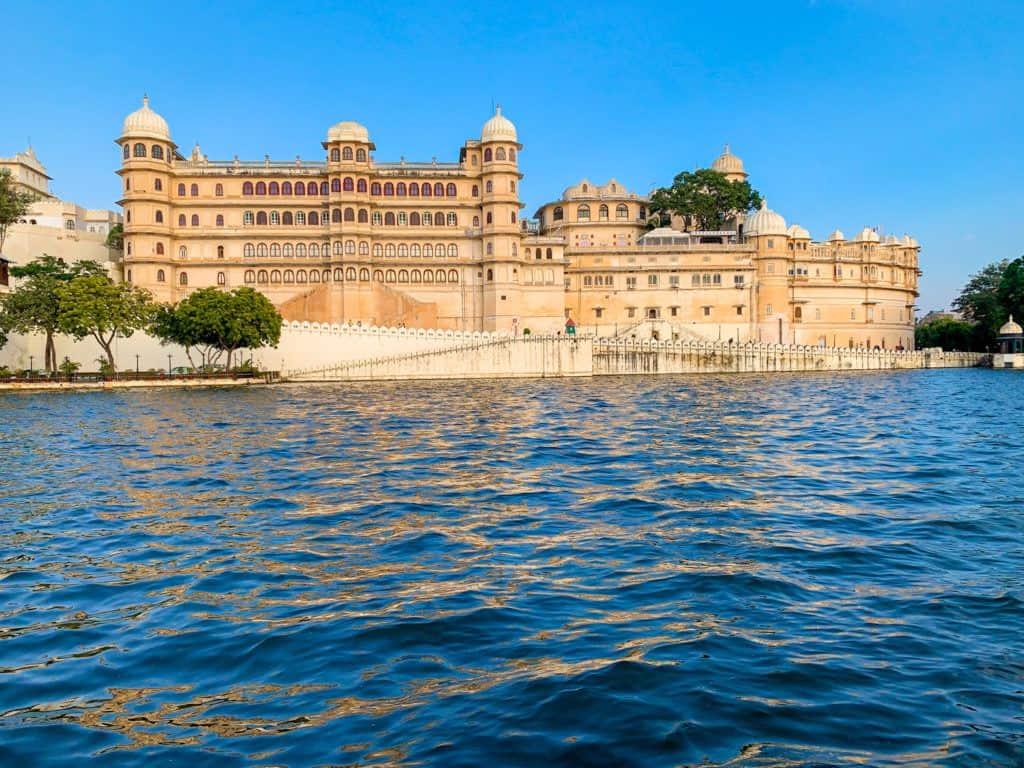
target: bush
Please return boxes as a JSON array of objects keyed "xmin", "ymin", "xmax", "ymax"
[
  {"xmin": 96, "ymin": 358, "xmax": 115, "ymax": 376},
  {"xmin": 58, "ymin": 357, "xmax": 81, "ymax": 377},
  {"xmin": 231, "ymin": 359, "xmax": 260, "ymax": 374}
]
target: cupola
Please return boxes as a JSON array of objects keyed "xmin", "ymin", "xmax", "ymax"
[
  {"xmin": 744, "ymin": 199, "xmax": 787, "ymax": 236},
  {"xmin": 121, "ymin": 95, "xmax": 171, "ymax": 141},
  {"xmin": 482, "ymin": 105, "xmax": 517, "ymax": 143},
  {"xmin": 711, "ymin": 144, "xmax": 746, "ymax": 177}
]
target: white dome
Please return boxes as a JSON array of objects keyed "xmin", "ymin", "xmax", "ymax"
[
  {"xmin": 482, "ymin": 105, "xmax": 517, "ymax": 143},
  {"xmin": 711, "ymin": 144, "xmax": 746, "ymax": 176},
  {"xmin": 999, "ymin": 315, "xmax": 1023, "ymax": 336},
  {"xmin": 122, "ymin": 95, "xmax": 170, "ymax": 141},
  {"xmin": 744, "ymin": 199, "xmax": 787, "ymax": 236},
  {"xmin": 327, "ymin": 121, "xmax": 370, "ymax": 143},
  {"xmin": 828, "ymin": 229, "xmax": 846, "ymax": 242},
  {"xmin": 852, "ymin": 227, "xmax": 881, "ymax": 243},
  {"xmin": 787, "ymin": 223, "xmax": 811, "ymax": 240}
]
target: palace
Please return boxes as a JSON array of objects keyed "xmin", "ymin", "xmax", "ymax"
[{"xmin": 117, "ymin": 97, "xmax": 920, "ymax": 348}]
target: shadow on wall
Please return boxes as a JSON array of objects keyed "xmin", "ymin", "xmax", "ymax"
[{"xmin": 276, "ymin": 284, "xmax": 438, "ymax": 328}]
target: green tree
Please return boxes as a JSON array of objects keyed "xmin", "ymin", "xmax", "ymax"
[
  {"xmin": 105, "ymin": 223, "xmax": 124, "ymax": 250},
  {"xmin": 150, "ymin": 287, "xmax": 282, "ymax": 369},
  {"xmin": 56, "ymin": 274, "xmax": 155, "ymax": 370},
  {"xmin": 0, "ymin": 168, "xmax": 37, "ymax": 255},
  {"xmin": 952, "ymin": 260, "xmax": 1008, "ymax": 349},
  {"xmin": 0, "ymin": 255, "xmax": 105, "ymax": 371},
  {"xmin": 914, "ymin": 317, "xmax": 979, "ymax": 351},
  {"xmin": 996, "ymin": 256, "xmax": 1024, "ymax": 327},
  {"xmin": 648, "ymin": 168, "xmax": 762, "ymax": 231}
]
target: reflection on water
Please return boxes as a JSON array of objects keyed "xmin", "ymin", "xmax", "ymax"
[{"xmin": 1, "ymin": 370, "xmax": 1023, "ymax": 767}]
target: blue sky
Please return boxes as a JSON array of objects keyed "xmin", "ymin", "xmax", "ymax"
[{"xmin": 3, "ymin": 0, "xmax": 1021, "ymax": 311}]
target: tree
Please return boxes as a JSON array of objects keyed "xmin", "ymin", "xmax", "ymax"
[
  {"xmin": 996, "ymin": 256, "xmax": 1024, "ymax": 326},
  {"xmin": 914, "ymin": 317, "xmax": 978, "ymax": 351},
  {"xmin": 105, "ymin": 223, "xmax": 124, "ymax": 250},
  {"xmin": 150, "ymin": 287, "xmax": 282, "ymax": 369},
  {"xmin": 0, "ymin": 255, "xmax": 105, "ymax": 371},
  {"xmin": 648, "ymin": 168, "xmax": 762, "ymax": 232},
  {"xmin": 56, "ymin": 274, "xmax": 155, "ymax": 370},
  {"xmin": 0, "ymin": 168, "xmax": 36, "ymax": 255},
  {"xmin": 953, "ymin": 260, "xmax": 1009, "ymax": 349}
]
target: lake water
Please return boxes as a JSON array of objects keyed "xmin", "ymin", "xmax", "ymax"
[{"xmin": 1, "ymin": 369, "xmax": 1022, "ymax": 767}]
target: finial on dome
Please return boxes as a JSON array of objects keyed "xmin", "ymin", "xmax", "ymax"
[
  {"xmin": 143, "ymin": 94, "xmax": 149, "ymax": 108},
  {"xmin": 496, "ymin": 103, "xmax": 501, "ymax": 115},
  {"xmin": 724, "ymin": 143, "xmax": 730, "ymax": 154},
  {"xmin": 760, "ymin": 198, "xmax": 768, "ymax": 209}
]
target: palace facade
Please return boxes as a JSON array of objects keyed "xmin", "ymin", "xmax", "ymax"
[{"xmin": 117, "ymin": 98, "xmax": 920, "ymax": 348}]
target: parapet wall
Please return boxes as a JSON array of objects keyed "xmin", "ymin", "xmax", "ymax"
[{"xmin": 593, "ymin": 338, "xmax": 985, "ymax": 375}]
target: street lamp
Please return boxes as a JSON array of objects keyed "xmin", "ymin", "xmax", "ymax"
[
  {"xmin": 28, "ymin": 356, "xmax": 33, "ymax": 377},
  {"xmin": 135, "ymin": 354, "xmax": 140, "ymax": 375},
  {"xmin": 167, "ymin": 354, "xmax": 172, "ymax": 376}
]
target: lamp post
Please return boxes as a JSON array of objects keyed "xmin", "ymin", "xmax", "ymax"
[
  {"xmin": 167, "ymin": 354, "xmax": 172, "ymax": 376},
  {"xmin": 28, "ymin": 356, "xmax": 34, "ymax": 377},
  {"xmin": 135, "ymin": 354, "xmax": 140, "ymax": 376}
]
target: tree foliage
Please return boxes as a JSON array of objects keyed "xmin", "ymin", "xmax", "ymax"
[
  {"xmin": 56, "ymin": 274, "xmax": 156, "ymax": 370},
  {"xmin": 151, "ymin": 287, "xmax": 282, "ymax": 368},
  {"xmin": 648, "ymin": 168, "xmax": 762, "ymax": 231},
  {"xmin": 914, "ymin": 318, "xmax": 979, "ymax": 351},
  {"xmin": 105, "ymin": 223, "xmax": 124, "ymax": 250},
  {"xmin": 952, "ymin": 256, "xmax": 1024, "ymax": 348},
  {"xmin": 0, "ymin": 255, "xmax": 105, "ymax": 371},
  {"xmin": 0, "ymin": 168, "xmax": 36, "ymax": 254}
]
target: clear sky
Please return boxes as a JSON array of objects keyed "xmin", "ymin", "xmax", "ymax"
[{"xmin": 3, "ymin": 0, "xmax": 1021, "ymax": 311}]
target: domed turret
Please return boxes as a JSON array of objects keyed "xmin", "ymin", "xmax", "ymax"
[
  {"xmin": 712, "ymin": 144, "xmax": 746, "ymax": 179},
  {"xmin": 482, "ymin": 105, "xmax": 517, "ymax": 143},
  {"xmin": 828, "ymin": 229, "xmax": 846, "ymax": 242},
  {"xmin": 744, "ymin": 199, "xmax": 787, "ymax": 236},
  {"xmin": 999, "ymin": 315, "xmax": 1023, "ymax": 336},
  {"xmin": 787, "ymin": 223, "xmax": 811, "ymax": 240},
  {"xmin": 327, "ymin": 121, "xmax": 370, "ymax": 143},
  {"xmin": 852, "ymin": 227, "xmax": 881, "ymax": 243},
  {"xmin": 122, "ymin": 95, "xmax": 171, "ymax": 141}
]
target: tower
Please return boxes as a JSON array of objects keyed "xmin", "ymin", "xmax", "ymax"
[
  {"xmin": 117, "ymin": 95, "xmax": 175, "ymax": 299},
  {"xmin": 479, "ymin": 106, "xmax": 524, "ymax": 332},
  {"xmin": 745, "ymin": 200, "xmax": 791, "ymax": 344}
]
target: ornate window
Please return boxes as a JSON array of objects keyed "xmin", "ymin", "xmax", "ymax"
[
  {"xmin": 156, "ymin": 242, "xmax": 164, "ymax": 255},
  {"xmin": 486, "ymin": 213, "xmax": 493, "ymax": 224},
  {"xmin": 386, "ymin": 244, "xmax": 396, "ymax": 257},
  {"xmin": 269, "ymin": 182, "xmax": 279, "ymax": 195},
  {"xmin": 178, "ymin": 183, "xmax": 187, "ymax": 196},
  {"xmin": 358, "ymin": 209, "xmax": 368, "ymax": 223},
  {"xmin": 399, "ymin": 269, "xmax": 409, "ymax": 283},
  {"xmin": 616, "ymin": 204, "xmax": 628, "ymax": 219},
  {"xmin": 282, "ymin": 181, "xmax": 292, "ymax": 195},
  {"xmin": 384, "ymin": 212, "xmax": 396, "ymax": 225},
  {"xmin": 296, "ymin": 212, "xmax": 306, "ymax": 225},
  {"xmin": 332, "ymin": 208, "xmax": 342, "ymax": 223},
  {"xmin": 154, "ymin": 179, "xmax": 162, "ymax": 191},
  {"xmin": 577, "ymin": 204, "xmax": 590, "ymax": 221},
  {"xmin": 495, "ymin": 148, "xmax": 506, "ymax": 161},
  {"xmin": 447, "ymin": 212, "xmax": 457, "ymax": 226},
  {"xmin": 372, "ymin": 211, "xmax": 382, "ymax": 225},
  {"xmin": 410, "ymin": 212, "xmax": 421, "ymax": 226},
  {"xmin": 283, "ymin": 243, "xmax": 293, "ymax": 257},
  {"xmin": 123, "ymin": 144, "xmax": 130, "ymax": 159},
  {"xmin": 409, "ymin": 182, "xmax": 419, "ymax": 196},
  {"xmin": 295, "ymin": 183, "xmax": 305, "ymax": 196},
  {"xmin": 422, "ymin": 212, "xmax": 433, "ymax": 226},
  {"xmin": 271, "ymin": 211, "xmax": 281, "ymax": 225},
  {"xmin": 190, "ymin": 184, "xmax": 199, "ymax": 196},
  {"xmin": 176, "ymin": 214, "xmax": 184, "ymax": 225},
  {"xmin": 256, "ymin": 211, "xmax": 268, "ymax": 225},
  {"xmin": 398, "ymin": 212, "xmax": 408, "ymax": 226},
  {"xmin": 330, "ymin": 148, "xmax": 340, "ymax": 162},
  {"xmin": 284, "ymin": 269, "xmax": 294, "ymax": 282},
  {"xmin": 396, "ymin": 182, "xmax": 406, "ymax": 196},
  {"xmin": 448, "ymin": 244, "xmax": 458, "ymax": 257},
  {"xmin": 244, "ymin": 243, "xmax": 255, "ymax": 257},
  {"xmin": 342, "ymin": 147, "xmax": 353, "ymax": 160},
  {"xmin": 446, "ymin": 183, "xmax": 457, "ymax": 197},
  {"xmin": 599, "ymin": 204, "xmax": 609, "ymax": 221},
  {"xmin": 333, "ymin": 268, "xmax": 343, "ymax": 281},
  {"xmin": 472, "ymin": 184, "xmax": 479, "ymax": 196},
  {"xmin": 345, "ymin": 240, "xmax": 356, "ymax": 254},
  {"xmin": 283, "ymin": 211, "xmax": 293, "ymax": 225},
  {"xmin": 473, "ymin": 215, "xmax": 480, "ymax": 227},
  {"xmin": 258, "ymin": 269, "xmax": 268, "ymax": 283},
  {"xmin": 484, "ymin": 148, "xmax": 492, "ymax": 162},
  {"xmin": 359, "ymin": 241, "xmax": 368, "ymax": 255},
  {"xmin": 306, "ymin": 182, "xmax": 318, "ymax": 195},
  {"xmin": 384, "ymin": 182, "xmax": 394, "ymax": 196},
  {"xmin": 133, "ymin": 143, "xmax": 146, "ymax": 158},
  {"xmin": 151, "ymin": 145, "xmax": 164, "ymax": 160},
  {"xmin": 356, "ymin": 148, "xmax": 366, "ymax": 162},
  {"xmin": 217, "ymin": 245, "xmax": 225, "ymax": 258},
  {"xmin": 553, "ymin": 206, "xmax": 563, "ymax": 221},
  {"xmin": 485, "ymin": 180, "xmax": 493, "ymax": 193},
  {"xmin": 421, "ymin": 183, "xmax": 432, "ymax": 198},
  {"xmin": 386, "ymin": 269, "xmax": 396, "ymax": 282},
  {"xmin": 156, "ymin": 269, "xmax": 165, "ymax": 282},
  {"xmin": 344, "ymin": 207, "xmax": 355, "ymax": 222},
  {"xmin": 371, "ymin": 182, "xmax": 381, "ymax": 195},
  {"xmin": 272, "ymin": 270, "xmax": 281, "ymax": 283},
  {"xmin": 411, "ymin": 244, "xmax": 421, "ymax": 257},
  {"xmin": 357, "ymin": 179, "xmax": 367, "ymax": 193},
  {"xmin": 309, "ymin": 269, "xmax": 320, "ymax": 283},
  {"xmin": 243, "ymin": 182, "xmax": 254, "ymax": 195},
  {"xmin": 373, "ymin": 244, "xmax": 383, "ymax": 257},
  {"xmin": 398, "ymin": 244, "xmax": 408, "ymax": 257},
  {"xmin": 296, "ymin": 243, "xmax": 306, "ymax": 256},
  {"xmin": 191, "ymin": 214, "xmax": 199, "ymax": 226},
  {"xmin": 424, "ymin": 244, "xmax": 433, "ymax": 257},
  {"xmin": 179, "ymin": 272, "xmax": 188, "ymax": 285},
  {"xmin": 331, "ymin": 178, "xmax": 341, "ymax": 192},
  {"xmin": 257, "ymin": 243, "xmax": 268, "ymax": 257},
  {"xmin": 434, "ymin": 183, "xmax": 444, "ymax": 197},
  {"xmin": 216, "ymin": 214, "xmax": 224, "ymax": 227},
  {"xmin": 271, "ymin": 244, "xmax": 281, "ymax": 256},
  {"xmin": 309, "ymin": 243, "xmax": 319, "ymax": 257},
  {"xmin": 255, "ymin": 182, "xmax": 266, "ymax": 195},
  {"xmin": 509, "ymin": 148, "xmax": 516, "ymax": 161}
]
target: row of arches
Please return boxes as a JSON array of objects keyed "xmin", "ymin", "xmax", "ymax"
[
  {"xmin": 240, "ymin": 180, "xmax": 468, "ymax": 197},
  {"xmin": 241, "ymin": 242, "xmax": 462, "ymax": 258},
  {"xmin": 552, "ymin": 204, "xmax": 635, "ymax": 222},
  {"xmin": 236, "ymin": 210, "xmax": 464, "ymax": 227},
  {"xmin": 482, "ymin": 147, "xmax": 515, "ymax": 162},
  {"xmin": 124, "ymin": 143, "xmax": 166, "ymax": 160},
  {"xmin": 329, "ymin": 147, "xmax": 368, "ymax": 162},
  {"xmin": 242, "ymin": 268, "xmax": 461, "ymax": 285}
]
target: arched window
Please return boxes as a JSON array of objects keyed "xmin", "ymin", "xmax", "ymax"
[
  {"xmin": 398, "ymin": 211, "xmax": 408, "ymax": 226},
  {"xmin": 345, "ymin": 240, "xmax": 356, "ymax": 254},
  {"xmin": 307, "ymin": 182, "xmax": 318, "ymax": 195},
  {"xmin": 153, "ymin": 210, "xmax": 163, "ymax": 224},
  {"xmin": 320, "ymin": 182, "xmax": 329, "ymax": 195},
  {"xmin": 424, "ymin": 244, "xmax": 433, "ymax": 257},
  {"xmin": 308, "ymin": 211, "xmax": 319, "ymax": 225},
  {"xmin": 244, "ymin": 243, "xmax": 255, "ymax": 257},
  {"xmin": 258, "ymin": 269, "xmax": 268, "ymax": 283},
  {"xmin": 511, "ymin": 212, "xmax": 517, "ymax": 224},
  {"xmin": 485, "ymin": 180, "xmax": 493, "ymax": 193},
  {"xmin": 333, "ymin": 241, "xmax": 342, "ymax": 255},
  {"xmin": 407, "ymin": 182, "xmax": 418, "ymax": 197},
  {"xmin": 255, "ymin": 182, "xmax": 266, "ymax": 195},
  {"xmin": 384, "ymin": 182, "xmax": 394, "ymax": 196},
  {"xmin": 360, "ymin": 268, "xmax": 369, "ymax": 281},
  {"xmin": 309, "ymin": 269, "xmax": 320, "ymax": 283},
  {"xmin": 331, "ymin": 178, "xmax": 341, "ymax": 193},
  {"xmin": 243, "ymin": 182, "xmax": 254, "ymax": 195},
  {"xmin": 297, "ymin": 270, "xmax": 308, "ymax": 283},
  {"xmin": 334, "ymin": 268, "xmax": 343, "ymax": 281},
  {"xmin": 282, "ymin": 181, "xmax": 292, "ymax": 195},
  {"xmin": 411, "ymin": 269, "xmax": 421, "ymax": 282},
  {"xmin": 217, "ymin": 245, "xmax": 225, "ymax": 258},
  {"xmin": 534, "ymin": 249, "xmax": 542, "ymax": 260},
  {"xmin": 439, "ymin": 270, "xmax": 450, "ymax": 284},
  {"xmin": 487, "ymin": 268, "xmax": 493, "ymax": 280},
  {"xmin": 398, "ymin": 244, "xmax": 408, "ymax": 257},
  {"xmin": 553, "ymin": 206, "xmax": 563, "ymax": 221},
  {"xmin": 473, "ymin": 215, "xmax": 480, "ymax": 227},
  {"xmin": 371, "ymin": 182, "xmax": 381, "ymax": 195},
  {"xmin": 272, "ymin": 270, "xmax": 282, "ymax": 283},
  {"xmin": 210, "ymin": 214, "xmax": 221, "ymax": 227},
  {"xmin": 344, "ymin": 207, "xmax": 355, "ymax": 221},
  {"xmin": 271, "ymin": 211, "xmax": 280, "ymax": 225},
  {"xmin": 434, "ymin": 183, "xmax": 444, "ymax": 197},
  {"xmin": 156, "ymin": 269, "xmax": 165, "ymax": 282},
  {"xmin": 133, "ymin": 143, "xmax": 147, "ymax": 158},
  {"xmin": 411, "ymin": 244, "xmax": 421, "ymax": 257},
  {"xmin": 396, "ymin": 182, "xmax": 406, "ymax": 196},
  {"xmin": 356, "ymin": 148, "xmax": 366, "ymax": 162},
  {"xmin": 179, "ymin": 272, "xmax": 188, "ymax": 285},
  {"xmin": 484, "ymin": 148, "xmax": 492, "ymax": 162},
  {"xmin": 283, "ymin": 243, "xmax": 293, "ymax": 257},
  {"xmin": 577, "ymin": 204, "xmax": 590, "ymax": 221},
  {"xmin": 271, "ymin": 243, "xmax": 281, "ymax": 257},
  {"xmin": 472, "ymin": 185, "xmax": 479, "ymax": 196},
  {"xmin": 435, "ymin": 241, "xmax": 445, "ymax": 256},
  {"xmin": 422, "ymin": 212, "xmax": 433, "ymax": 226},
  {"xmin": 386, "ymin": 269, "xmax": 396, "ymax": 282},
  {"xmin": 294, "ymin": 243, "xmax": 305, "ymax": 257},
  {"xmin": 509, "ymin": 148, "xmax": 516, "ymax": 161},
  {"xmin": 295, "ymin": 183, "xmax": 305, "ymax": 196},
  {"xmin": 178, "ymin": 183, "xmax": 186, "ymax": 196},
  {"xmin": 616, "ymin": 204, "xmax": 628, "ymax": 219},
  {"xmin": 176, "ymin": 214, "xmax": 184, "ymax": 225},
  {"xmin": 245, "ymin": 270, "xmax": 255, "ymax": 284},
  {"xmin": 284, "ymin": 269, "xmax": 294, "ymax": 283},
  {"xmin": 486, "ymin": 212, "xmax": 493, "ymax": 224},
  {"xmin": 599, "ymin": 204, "xmax": 609, "ymax": 221},
  {"xmin": 256, "ymin": 211, "xmax": 268, "ymax": 225},
  {"xmin": 330, "ymin": 148, "xmax": 341, "ymax": 162},
  {"xmin": 190, "ymin": 184, "xmax": 198, "ymax": 196},
  {"xmin": 269, "ymin": 182, "xmax": 280, "ymax": 195},
  {"xmin": 282, "ymin": 211, "xmax": 293, "ymax": 225},
  {"xmin": 421, "ymin": 183, "xmax": 432, "ymax": 197},
  {"xmin": 373, "ymin": 244, "xmax": 383, "ymax": 257},
  {"xmin": 342, "ymin": 146, "xmax": 353, "ymax": 161},
  {"xmin": 331, "ymin": 208, "xmax": 342, "ymax": 223},
  {"xmin": 156, "ymin": 242, "xmax": 164, "ymax": 255},
  {"xmin": 151, "ymin": 145, "xmax": 164, "ymax": 160},
  {"xmin": 447, "ymin": 212, "xmax": 457, "ymax": 226},
  {"xmin": 384, "ymin": 212, "xmax": 396, "ymax": 225},
  {"xmin": 448, "ymin": 244, "xmax": 458, "ymax": 257},
  {"xmin": 357, "ymin": 179, "xmax": 367, "ymax": 193},
  {"xmin": 215, "ymin": 184, "xmax": 223, "ymax": 196},
  {"xmin": 123, "ymin": 144, "xmax": 130, "ymax": 159},
  {"xmin": 253, "ymin": 243, "xmax": 266, "ymax": 257},
  {"xmin": 410, "ymin": 212, "xmax": 421, "ymax": 226},
  {"xmin": 191, "ymin": 214, "xmax": 199, "ymax": 226},
  {"xmin": 423, "ymin": 269, "xmax": 433, "ymax": 283},
  {"xmin": 358, "ymin": 209, "xmax": 368, "ymax": 223},
  {"xmin": 446, "ymin": 183, "xmax": 457, "ymax": 197},
  {"xmin": 495, "ymin": 148, "xmax": 506, "ymax": 161},
  {"xmin": 309, "ymin": 243, "xmax": 319, "ymax": 257},
  {"xmin": 243, "ymin": 211, "xmax": 253, "ymax": 225},
  {"xmin": 154, "ymin": 179, "xmax": 162, "ymax": 191},
  {"xmin": 399, "ymin": 269, "xmax": 409, "ymax": 283},
  {"xmin": 546, "ymin": 248, "xmax": 553, "ymax": 259},
  {"xmin": 359, "ymin": 241, "xmax": 369, "ymax": 255},
  {"xmin": 385, "ymin": 243, "xmax": 396, "ymax": 257}
]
